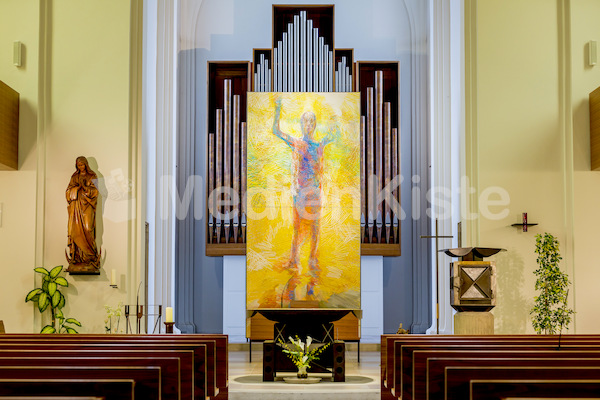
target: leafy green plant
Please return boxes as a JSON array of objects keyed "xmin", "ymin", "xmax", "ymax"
[
  {"xmin": 25, "ymin": 265, "xmax": 82, "ymax": 334},
  {"xmin": 530, "ymin": 233, "xmax": 574, "ymax": 334}
]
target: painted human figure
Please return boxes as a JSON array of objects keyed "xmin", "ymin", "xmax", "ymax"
[
  {"xmin": 66, "ymin": 156, "xmax": 100, "ymax": 269},
  {"xmin": 273, "ymin": 98, "xmax": 339, "ymax": 302}
]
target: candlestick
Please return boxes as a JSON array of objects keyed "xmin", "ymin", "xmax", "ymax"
[
  {"xmin": 164, "ymin": 321, "xmax": 174, "ymax": 334},
  {"xmin": 165, "ymin": 307, "xmax": 174, "ymax": 323}
]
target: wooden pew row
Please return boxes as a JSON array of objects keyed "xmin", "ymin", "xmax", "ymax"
[
  {"xmin": 400, "ymin": 342, "xmax": 600, "ymax": 399},
  {"xmin": 0, "ymin": 366, "xmax": 160, "ymax": 398},
  {"xmin": 0, "ymin": 334, "xmax": 229, "ymax": 399},
  {"xmin": 0, "ymin": 398, "xmax": 105, "ymax": 400},
  {"xmin": 0, "ymin": 379, "xmax": 134, "ymax": 400},
  {"xmin": 381, "ymin": 335, "xmax": 600, "ymax": 400},
  {"xmin": 0, "ymin": 339, "xmax": 208, "ymax": 399},
  {"xmin": 0, "ymin": 356, "xmax": 181, "ymax": 400},
  {"xmin": 0, "ymin": 349, "xmax": 193, "ymax": 400},
  {"xmin": 382, "ymin": 333, "xmax": 600, "ymax": 394},
  {"xmin": 446, "ymin": 364, "xmax": 600, "ymax": 400},
  {"xmin": 423, "ymin": 350, "xmax": 600, "ymax": 400},
  {"xmin": 0, "ymin": 397, "xmax": 106, "ymax": 400},
  {"xmin": 383, "ymin": 334, "xmax": 598, "ymax": 394},
  {"xmin": 0, "ymin": 334, "xmax": 228, "ymax": 400},
  {"xmin": 470, "ymin": 379, "xmax": 600, "ymax": 400},
  {"xmin": 400, "ymin": 342, "xmax": 600, "ymax": 400}
]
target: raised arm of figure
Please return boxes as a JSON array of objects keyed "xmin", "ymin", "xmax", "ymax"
[{"xmin": 272, "ymin": 98, "xmax": 297, "ymax": 149}]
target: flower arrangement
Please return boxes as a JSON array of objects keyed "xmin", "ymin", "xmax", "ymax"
[
  {"xmin": 279, "ymin": 335, "xmax": 330, "ymax": 378},
  {"xmin": 104, "ymin": 301, "xmax": 124, "ymax": 334}
]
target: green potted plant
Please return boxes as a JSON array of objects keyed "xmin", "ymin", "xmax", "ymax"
[
  {"xmin": 530, "ymin": 233, "xmax": 574, "ymax": 334},
  {"xmin": 25, "ymin": 265, "xmax": 82, "ymax": 334}
]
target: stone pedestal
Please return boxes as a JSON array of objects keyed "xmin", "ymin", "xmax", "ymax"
[{"xmin": 454, "ymin": 311, "xmax": 494, "ymax": 335}]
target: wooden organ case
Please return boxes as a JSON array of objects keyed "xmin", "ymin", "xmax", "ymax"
[{"xmin": 205, "ymin": 5, "xmax": 401, "ymax": 257}]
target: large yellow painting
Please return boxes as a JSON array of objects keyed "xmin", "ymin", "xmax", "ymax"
[{"xmin": 246, "ymin": 92, "xmax": 361, "ymax": 309}]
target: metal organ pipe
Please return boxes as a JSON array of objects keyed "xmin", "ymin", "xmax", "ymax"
[
  {"xmin": 307, "ymin": 19, "xmax": 313, "ymax": 92},
  {"xmin": 300, "ymin": 11, "xmax": 306, "ymax": 92},
  {"xmin": 288, "ymin": 23, "xmax": 293, "ymax": 92},
  {"xmin": 270, "ymin": 12, "xmax": 340, "ymax": 92}
]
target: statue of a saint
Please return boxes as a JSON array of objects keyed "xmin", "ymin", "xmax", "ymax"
[{"xmin": 65, "ymin": 156, "xmax": 100, "ymax": 273}]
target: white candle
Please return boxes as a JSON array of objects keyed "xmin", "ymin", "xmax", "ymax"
[
  {"xmin": 110, "ymin": 269, "xmax": 116, "ymax": 286},
  {"xmin": 165, "ymin": 306, "xmax": 174, "ymax": 323}
]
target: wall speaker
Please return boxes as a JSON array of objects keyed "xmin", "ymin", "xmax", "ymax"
[
  {"xmin": 332, "ymin": 341, "xmax": 345, "ymax": 382},
  {"xmin": 262, "ymin": 340, "xmax": 275, "ymax": 381}
]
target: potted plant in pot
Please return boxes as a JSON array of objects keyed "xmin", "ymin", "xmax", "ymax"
[
  {"xmin": 25, "ymin": 265, "xmax": 82, "ymax": 333},
  {"xmin": 530, "ymin": 233, "xmax": 574, "ymax": 334}
]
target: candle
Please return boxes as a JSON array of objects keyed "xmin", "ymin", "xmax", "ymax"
[
  {"xmin": 110, "ymin": 269, "xmax": 116, "ymax": 286},
  {"xmin": 165, "ymin": 307, "xmax": 174, "ymax": 323}
]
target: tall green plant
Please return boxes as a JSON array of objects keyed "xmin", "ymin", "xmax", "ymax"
[
  {"xmin": 25, "ymin": 265, "xmax": 82, "ymax": 334},
  {"xmin": 530, "ymin": 233, "xmax": 574, "ymax": 334}
]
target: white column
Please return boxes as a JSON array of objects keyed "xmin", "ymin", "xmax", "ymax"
[
  {"xmin": 144, "ymin": 0, "xmax": 181, "ymax": 331},
  {"xmin": 426, "ymin": 0, "xmax": 464, "ymax": 335}
]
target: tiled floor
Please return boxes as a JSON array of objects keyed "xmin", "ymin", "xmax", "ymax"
[{"xmin": 229, "ymin": 347, "xmax": 380, "ymax": 400}]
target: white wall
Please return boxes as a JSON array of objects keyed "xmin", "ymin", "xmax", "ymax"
[
  {"xmin": 571, "ymin": 0, "xmax": 600, "ymax": 333},
  {"xmin": 0, "ymin": 0, "xmax": 142, "ymax": 333},
  {"xmin": 0, "ymin": 0, "xmax": 39, "ymax": 333},
  {"xmin": 468, "ymin": 0, "xmax": 600, "ymax": 333}
]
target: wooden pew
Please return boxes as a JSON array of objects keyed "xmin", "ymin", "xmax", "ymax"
[
  {"xmin": 470, "ymin": 379, "xmax": 600, "ymax": 400},
  {"xmin": 445, "ymin": 363, "xmax": 600, "ymax": 400},
  {"xmin": 400, "ymin": 342, "xmax": 600, "ymax": 400},
  {"xmin": 0, "ymin": 366, "xmax": 160, "ymax": 399},
  {"xmin": 0, "ymin": 339, "xmax": 207, "ymax": 399},
  {"xmin": 405, "ymin": 342, "xmax": 600, "ymax": 400},
  {"xmin": 436, "ymin": 358, "xmax": 600, "ymax": 400},
  {"xmin": 380, "ymin": 334, "xmax": 396, "ymax": 400},
  {"xmin": 0, "ymin": 348, "xmax": 194, "ymax": 400},
  {"xmin": 0, "ymin": 334, "xmax": 228, "ymax": 400},
  {"xmin": 0, "ymin": 356, "xmax": 181, "ymax": 400},
  {"xmin": 381, "ymin": 334, "xmax": 600, "ymax": 400},
  {"xmin": 423, "ymin": 350, "xmax": 600, "ymax": 400},
  {"xmin": 0, "ymin": 379, "xmax": 134, "ymax": 400},
  {"xmin": 0, "ymin": 397, "xmax": 105, "ymax": 400}
]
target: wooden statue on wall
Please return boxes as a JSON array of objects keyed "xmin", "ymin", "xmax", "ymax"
[{"xmin": 65, "ymin": 156, "xmax": 101, "ymax": 274}]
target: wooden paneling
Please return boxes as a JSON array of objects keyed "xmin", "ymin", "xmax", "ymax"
[
  {"xmin": 246, "ymin": 313, "xmax": 276, "ymax": 341},
  {"xmin": 591, "ymin": 86, "xmax": 600, "ymax": 170},
  {"xmin": 333, "ymin": 313, "xmax": 360, "ymax": 341},
  {"xmin": 0, "ymin": 80, "xmax": 19, "ymax": 171}
]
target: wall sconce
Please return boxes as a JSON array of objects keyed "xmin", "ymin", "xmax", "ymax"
[
  {"xmin": 110, "ymin": 269, "xmax": 118, "ymax": 288},
  {"xmin": 13, "ymin": 41, "xmax": 22, "ymax": 67},
  {"xmin": 589, "ymin": 40, "xmax": 597, "ymax": 67}
]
